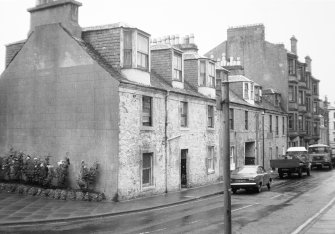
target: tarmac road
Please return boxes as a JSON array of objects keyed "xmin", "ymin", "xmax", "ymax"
[{"xmin": 2, "ymin": 169, "xmax": 335, "ymax": 234}]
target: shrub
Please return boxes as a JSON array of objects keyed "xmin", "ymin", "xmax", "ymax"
[
  {"xmin": 55, "ymin": 158, "xmax": 70, "ymax": 188},
  {"xmin": 77, "ymin": 161, "xmax": 99, "ymax": 192}
]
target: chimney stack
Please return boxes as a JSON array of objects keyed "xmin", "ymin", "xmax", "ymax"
[
  {"xmin": 28, "ymin": 0, "xmax": 82, "ymax": 37},
  {"xmin": 305, "ymin": 56, "xmax": 312, "ymax": 73},
  {"xmin": 290, "ymin": 35, "xmax": 297, "ymax": 54}
]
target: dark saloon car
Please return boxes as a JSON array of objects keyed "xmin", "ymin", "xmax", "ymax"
[{"xmin": 231, "ymin": 165, "xmax": 272, "ymax": 194}]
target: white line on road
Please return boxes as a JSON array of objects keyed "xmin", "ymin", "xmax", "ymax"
[
  {"xmin": 270, "ymin": 194, "xmax": 283, "ymax": 199},
  {"xmin": 139, "ymin": 228, "xmax": 167, "ymax": 234},
  {"xmin": 189, "ymin": 220, "xmax": 201, "ymax": 224},
  {"xmin": 291, "ymin": 196, "xmax": 335, "ymax": 234},
  {"xmin": 232, "ymin": 203, "xmax": 259, "ymax": 212}
]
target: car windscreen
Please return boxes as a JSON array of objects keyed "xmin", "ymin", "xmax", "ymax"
[
  {"xmin": 308, "ymin": 147, "xmax": 329, "ymax": 153},
  {"xmin": 232, "ymin": 167, "xmax": 256, "ymax": 174},
  {"xmin": 287, "ymin": 151, "xmax": 307, "ymax": 156}
]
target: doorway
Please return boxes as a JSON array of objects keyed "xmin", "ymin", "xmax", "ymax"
[
  {"xmin": 181, "ymin": 149, "xmax": 188, "ymax": 188},
  {"xmin": 245, "ymin": 142, "xmax": 255, "ymax": 165}
]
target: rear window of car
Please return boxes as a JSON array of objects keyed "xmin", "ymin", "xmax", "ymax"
[{"xmin": 232, "ymin": 167, "xmax": 256, "ymax": 174}]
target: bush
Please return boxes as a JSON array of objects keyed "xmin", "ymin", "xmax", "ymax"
[{"xmin": 77, "ymin": 161, "xmax": 99, "ymax": 192}]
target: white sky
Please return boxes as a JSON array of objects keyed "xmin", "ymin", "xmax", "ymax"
[{"xmin": 0, "ymin": 0, "xmax": 335, "ymax": 103}]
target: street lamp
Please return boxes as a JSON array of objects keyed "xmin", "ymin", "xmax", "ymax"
[{"xmin": 262, "ymin": 110, "xmax": 265, "ymax": 168}]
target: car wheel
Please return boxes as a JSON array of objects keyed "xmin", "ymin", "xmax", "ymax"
[
  {"xmin": 267, "ymin": 180, "xmax": 271, "ymax": 190},
  {"xmin": 329, "ymin": 164, "xmax": 333, "ymax": 170},
  {"xmin": 307, "ymin": 168, "xmax": 311, "ymax": 176},
  {"xmin": 298, "ymin": 168, "xmax": 302, "ymax": 178},
  {"xmin": 232, "ymin": 188, "xmax": 237, "ymax": 194},
  {"xmin": 256, "ymin": 183, "xmax": 262, "ymax": 193},
  {"xmin": 279, "ymin": 173, "xmax": 284, "ymax": 179}
]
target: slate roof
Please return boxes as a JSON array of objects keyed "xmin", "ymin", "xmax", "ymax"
[
  {"xmin": 82, "ymin": 22, "xmax": 134, "ymax": 32},
  {"xmin": 228, "ymin": 75, "xmax": 252, "ymax": 83},
  {"xmin": 229, "ymin": 88, "xmax": 285, "ymax": 114},
  {"xmin": 150, "ymin": 71, "xmax": 209, "ymax": 99},
  {"xmin": 263, "ymin": 88, "xmax": 280, "ymax": 94},
  {"xmin": 151, "ymin": 44, "xmax": 183, "ymax": 53}
]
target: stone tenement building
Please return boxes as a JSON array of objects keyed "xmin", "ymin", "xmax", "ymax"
[
  {"xmin": 328, "ymin": 104, "xmax": 335, "ymax": 150},
  {"xmin": 0, "ymin": 0, "xmax": 228, "ymax": 200},
  {"xmin": 225, "ymin": 65, "xmax": 287, "ymax": 170},
  {"xmin": 205, "ymin": 24, "xmax": 321, "ymax": 147}
]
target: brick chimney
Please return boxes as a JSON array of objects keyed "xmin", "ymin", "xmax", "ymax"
[
  {"xmin": 290, "ymin": 35, "xmax": 297, "ymax": 54},
  {"xmin": 305, "ymin": 56, "xmax": 312, "ymax": 73},
  {"xmin": 28, "ymin": 0, "xmax": 82, "ymax": 37}
]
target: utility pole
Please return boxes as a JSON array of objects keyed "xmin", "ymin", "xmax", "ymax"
[
  {"xmin": 262, "ymin": 110, "xmax": 265, "ymax": 168},
  {"xmin": 222, "ymin": 73, "xmax": 231, "ymax": 234}
]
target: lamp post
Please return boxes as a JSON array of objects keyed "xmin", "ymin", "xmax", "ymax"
[
  {"xmin": 222, "ymin": 72, "xmax": 231, "ymax": 234},
  {"xmin": 262, "ymin": 110, "xmax": 265, "ymax": 168}
]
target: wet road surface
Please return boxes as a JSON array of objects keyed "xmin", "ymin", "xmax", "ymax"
[{"xmin": 2, "ymin": 169, "xmax": 335, "ymax": 234}]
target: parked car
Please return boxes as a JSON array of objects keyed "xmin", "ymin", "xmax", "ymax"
[{"xmin": 230, "ymin": 165, "xmax": 272, "ymax": 194}]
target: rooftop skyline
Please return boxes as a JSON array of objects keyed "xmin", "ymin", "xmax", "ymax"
[{"xmin": 0, "ymin": 0, "xmax": 334, "ymax": 103}]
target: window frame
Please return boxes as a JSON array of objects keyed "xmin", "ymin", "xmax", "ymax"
[
  {"xmin": 142, "ymin": 152, "xmax": 154, "ymax": 187},
  {"xmin": 243, "ymin": 83, "xmax": 249, "ymax": 99},
  {"xmin": 142, "ymin": 96, "xmax": 153, "ymax": 127},
  {"xmin": 199, "ymin": 60, "xmax": 206, "ymax": 86},
  {"xmin": 276, "ymin": 116, "xmax": 279, "ymax": 135},
  {"xmin": 207, "ymin": 146, "xmax": 215, "ymax": 174},
  {"xmin": 123, "ymin": 30, "xmax": 133, "ymax": 68},
  {"xmin": 208, "ymin": 62, "xmax": 215, "ymax": 88},
  {"xmin": 137, "ymin": 33, "xmax": 149, "ymax": 70},
  {"xmin": 180, "ymin": 101, "xmax": 188, "ymax": 128},
  {"xmin": 269, "ymin": 115, "xmax": 273, "ymax": 133},
  {"xmin": 173, "ymin": 52, "xmax": 183, "ymax": 81},
  {"xmin": 245, "ymin": 111, "xmax": 248, "ymax": 130},
  {"xmin": 207, "ymin": 105, "xmax": 214, "ymax": 128}
]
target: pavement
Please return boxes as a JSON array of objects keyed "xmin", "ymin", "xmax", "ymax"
[
  {"xmin": 0, "ymin": 178, "xmax": 334, "ymax": 234},
  {"xmin": 293, "ymin": 197, "xmax": 335, "ymax": 234}
]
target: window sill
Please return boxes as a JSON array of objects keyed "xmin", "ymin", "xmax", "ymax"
[
  {"xmin": 207, "ymin": 169, "xmax": 215, "ymax": 175},
  {"xmin": 142, "ymin": 185, "xmax": 155, "ymax": 191},
  {"xmin": 180, "ymin": 127, "xmax": 189, "ymax": 131},
  {"xmin": 141, "ymin": 126, "xmax": 154, "ymax": 131},
  {"xmin": 207, "ymin": 127, "xmax": 215, "ymax": 131}
]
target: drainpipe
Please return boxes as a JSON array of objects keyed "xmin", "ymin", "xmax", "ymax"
[{"xmin": 165, "ymin": 90, "xmax": 170, "ymax": 194}]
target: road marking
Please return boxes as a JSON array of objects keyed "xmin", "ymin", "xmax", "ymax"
[
  {"xmin": 291, "ymin": 196, "xmax": 335, "ymax": 234},
  {"xmin": 232, "ymin": 203, "xmax": 259, "ymax": 212},
  {"xmin": 270, "ymin": 194, "xmax": 283, "ymax": 199},
  {"xmin": 189, "ymin": 220, "xmax": 201, "ymax": 224},
  {"xmin": 139, "ymin": 228, "xmax": 167, "ymax": 234}
]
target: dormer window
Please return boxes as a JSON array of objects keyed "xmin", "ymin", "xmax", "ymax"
[
  {"xmin": 137, "ymin": 34, "xmax": 149, "ymax": 69},
  {"xmin": 122, "ymin": 29, "xmax": 150, "ymax": 71},
  {"xmin": 200, "ymin": 61, "xmax": 206, "ymax": 86},
  {"xmin": 173, "ymin": 53, "xmax": 182, "ymax": 81},
  {"xmin": 275, "ymin": 94, "xmax": 280, "ymax": 106},
  {"xmin": 199, "ymin": 60, "xmax": 215, "ymax": 88},
  {"xmin": 208, "ymin": 63, "xmax": 215, "ymax": 88},
  {"xmin": 250, "ymin": 84, "xmax": 254, "ymax": 100},
  {"xmin": 243, "ymin": 83, "xmax": 249, "ymax": 99},
  {"xmin": 124, "ymin": 31, "xmax": 133, "ymax": 67},
  {"xmin": 289, "ymin": 59, "xmax": 296, "ymax": 75}
]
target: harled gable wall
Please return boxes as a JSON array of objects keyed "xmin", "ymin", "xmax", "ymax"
[{"xmin": 0, "ymin": 23, "xmax": 120, "ymax": 198}]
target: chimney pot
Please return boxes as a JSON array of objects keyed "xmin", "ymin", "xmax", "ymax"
[{"xmin": 290, "ymin": 35, "xmax": 297, "ymax": 54}]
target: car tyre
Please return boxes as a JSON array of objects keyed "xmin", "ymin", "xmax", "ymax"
[
  {"xmin": 232, "ymin": 188, "xmax": 237, "ymax": 194},
  {"xmin": 279, "ymin": 173, "xmax": 284, "ymax": 179},
  {"xmin": 298, "ymin": 168, "xmax": 302, "ymax": 178},
  {"xmin": 267, "ymin": 180, "xmax": 271, "ymax": 190},
  {"xmin": 256, "ymin": 183, "xmax": 262, "ymax": 193},
  {"xmin": 307, "ymin": 168, "xmax": 311, "ymax": 176},
  {"xmin": 329, "ymin": 164, "xmax": 333, "ymax": 170}
]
